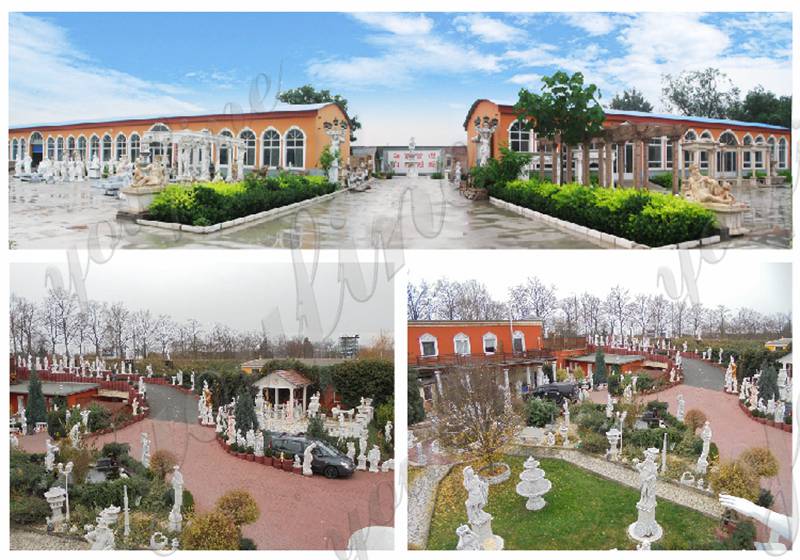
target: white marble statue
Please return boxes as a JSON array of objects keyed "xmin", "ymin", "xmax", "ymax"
[
  {"xmin": 69, "ymin": 423, "xmax": 81, "ymax": 448},
  {"xmin": 168, "ymin": 465, "xmax": 184, "ymax": 532},
  {"xmin": 303, "ymin": 442, "xmax": 317, "ymax": 476},
  {"xmin": 628, "ymin": 447, "xmax": 663, "ymax": 544},
  {"xmin": 695, "ymin": 421, "xmax": 712, "ymax": 475},
  {"xmin": 140, "ymin": 432, "xmax": 151, "ymax": 468},
  {"xmin": 45, "ymin": 438, "xmax": 59, "ymax": 472},
  {"xmin": 367, "ymin": 445, "xmax": 381, "ymax": 472}
]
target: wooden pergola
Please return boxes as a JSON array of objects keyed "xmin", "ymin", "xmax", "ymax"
[{"xmin": 599, "ymin": 121, "xmax": 689, "ymax": 194}]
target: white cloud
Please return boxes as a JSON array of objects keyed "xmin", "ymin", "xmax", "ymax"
[
  {"xmin": 309, "ymin": 17, "xmax": 503, "ymax": 88},
  {"xmin": 453, "ymin": 14, "xmax": 526, "ymax": 43},
  {"xmin": 563, "ymin": 13, "xmax": 619, "ymax": 36},
  {"xmin": 10, "ymin": 14, "xmax": 203, "ymax": 126},
  {"xmin": 351, "ymin": 13, "xmax": 433, "ymax": 35},
  {"xmin": 507, "ymin": 73, "xmax": 542, "ymax": 88}
]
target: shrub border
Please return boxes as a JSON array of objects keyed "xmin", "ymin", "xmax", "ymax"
[
  {"xmin": 136, "ymin": 187, "xmax": 350, "ymax": 234},
  {"xmin": 490, "ymin": 197, "xmax": 724, "ymax": 250}
]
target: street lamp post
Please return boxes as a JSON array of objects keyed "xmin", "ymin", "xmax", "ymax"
[
  {"xmin": 57, "ymin": 461, "xmax": 74, "ymax": 523},
  {"xmin": 323, "ymin": 118, "xmax": 348, "ymax": 185}
]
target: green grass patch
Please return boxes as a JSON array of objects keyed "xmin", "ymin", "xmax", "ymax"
[
  {"xmin": 491, "ymin": 179, "xmax": 717, "ymax": 246},
  {"xmin": 426, "ymin": 456, "xmax": 719, "ymax": 550}
]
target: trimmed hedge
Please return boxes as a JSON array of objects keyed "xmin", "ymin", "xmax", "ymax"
[
  {"xmin": 491, "ymin": 178, "xmax": 717, "ymax": 246},
  {"xmin": 147, "ymin": 174, "xmax": 335, "ymax": 226}
]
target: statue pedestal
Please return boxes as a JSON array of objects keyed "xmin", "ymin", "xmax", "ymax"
[
  {"xmin": 703, "ymin": 203, "xmax": 749, "ymax": 236},
  {"xmin": 119, "ymin": 185, "xmax": 165, "ymax": 217},
  {"xmin": 472, "ymin": 514, "xmax": 503, "ymax": 550},
  {"xmin": 88, "ymin": 168, "xmax": 101, "ymax": 179},
  {"xmin": 627, "ymin": 502, "xmax": 663, "ymax": 545}
]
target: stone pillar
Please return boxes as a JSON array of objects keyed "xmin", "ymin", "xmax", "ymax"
[
  {"xmin": 671, "ymin": 137, "xmax": 679, "ymax": 195},
  {"xmin": 765, "ymin": 150, "xmax": 772, "ymax": 186},
  {"xmin": 564, "ymin": 144, "xmax": 572, "ymax": 183},
  {"xmin": 302, "ymin": 385, "xmax": 307, "ymax": 414},
  {"xmin": 632, "ymin": 140, "xmax": 641, "ymax": 189},
  {"xmin": 617, "ymin": 144, "xmax": 625, "ymax": 187},
  {"xmin": 736, "ymin": 146, "xmax": 743, "ymax": 186},
  {"xmin": 539, "ymin": 151, "xmax": 545, "ymax": 181},
  {"xmin": 605, "ymin": 142, "xmax": 613, "ymax": 187}
]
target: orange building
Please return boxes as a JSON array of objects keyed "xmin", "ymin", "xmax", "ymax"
[
  {"xmin": 463, "ymin": 99, "xmax": 791, "ymax": 179},
  {"xmin": 408, "ymin": 320, "xmax": 544, "ymax": 363},
  {"xmin": 8, "ymin": 102, "xmax": 350, "ymax": 174}
]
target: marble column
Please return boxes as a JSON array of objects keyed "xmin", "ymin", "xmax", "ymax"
[
  {"xmin": 671, "ymin": 137, "xmax": 679, "ymax": 195},
  {"xmin": 598, "ymin": 142, "xmax": 606, "ymax": 186},
  {"xmin": 736, "ymin": 146, "xmax": 743, "ymax": 186},
  {"xmin": 617, "ymin": 144, "xmax": 625, "ymax": 187},
  {"xmin": 605, "ymin": 142, "xmax": 613, "ymax": 187},
  {"xmin": 633, "ymin": 140, "xmax": 641, "ymax": 189}
]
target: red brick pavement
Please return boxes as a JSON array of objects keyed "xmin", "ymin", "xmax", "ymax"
[
  {"xmin": 19, "ymin": 419, "xmax": 395, "ymax": 550},
  {"xmin": 589, "ymin": 385, "xmax": 792, "ymax": 515}
]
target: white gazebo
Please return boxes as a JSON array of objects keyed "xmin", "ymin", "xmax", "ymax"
[{"xmin": 253, "ymin": 369, "xmax": 313, "ymax": 414}]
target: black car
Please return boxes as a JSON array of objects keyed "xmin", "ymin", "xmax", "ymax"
[
  {"xmin": 268, "ymin": 433, "xmax": 355, "ymax": 479},
  {"xmin": 528, "ymin": 382, "xmax": 579, "ymax": 405}
]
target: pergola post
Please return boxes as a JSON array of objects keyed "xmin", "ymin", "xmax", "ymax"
[
  {"xmin": 302, "ymin": 385, "xmax": 307, "ymax": 414},
  {"xmin": 617, "ymin": 143, "xmax": 624, "ymax": 187},
  {"xmin": 671, "ymin": 136, "xmax": 680, "ymax": 195},
  {"xmin": 582, "ymin": 143, "xmax": 590, "ymax": 185},
  {"xmin": 605, "ymin": 142, "xmax": 613, "ymax": 188},
  {"xmin": 632, "ymin": 140, "xmax": 641, "ymax": 189},
  {"xmin": 564, "ymin": 144, "xmax": 572, "ymax": 183},
  {"xmin": 539, "ymin": 151, "xmax": 545, "ymax": 181},
  {"xmin": 597, "ymin": 141, "xmax": 606, "ymax": 186},
  {"xmin": 765, "ymin": 149, "xmax": 772, "ymax": 186}
]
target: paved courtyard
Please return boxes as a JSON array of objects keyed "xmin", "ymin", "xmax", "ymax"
[{"xmin": 18, "ymin": 383, "xmax": 395, "ymax": 550}]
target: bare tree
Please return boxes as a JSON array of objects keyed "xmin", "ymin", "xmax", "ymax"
[
  {"xmin": 132, "ymin": 309, "xmax": 157, "ymax": 358},
  {"xmin": 431, "ymin": 278, "xmax": 464, "ymax": 320},
  {"xmin": 407, "ymin": 280, "xmax": 432, "ymax": 321},
  {"xmin": 715, "ymin": 304, "xmax": 730, "ymax": 336},
  {"xmin": 185, "ymin": 318, "xmax": 204, "ymax": 357},
  {"xmin": 458, "ymin": 280, "xmax": 505, "ymax": 320},
  {"xmin": 86, "ymin": 300, "xmax": 107, "ymax": 357},
  {"xmin": 104, "ymin": 302, "xmax": 130, "ymax": 358},
  {"xmin": 559, "ymin": 295, "xmax": 580, "ymax": 335},
  {"xmin": 648, "ymin": 295, "xmax": 668, "ymax": 336},
  {"xmin": 579, "ymin": 293, "xmax": 603, "ymax": 335},
  {"xmin": 508, "ymin": 277, "xmax": 558, "ymax": 329},
  {"xmin": 435, "ymin": 366, "xmax": 523, "ymax": 469},
  {"xmin": 604, "ymin": 285, "xmax": 630, "ymax": 336}
]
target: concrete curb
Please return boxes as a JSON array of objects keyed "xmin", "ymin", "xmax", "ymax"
[{"xmin": 136, "ymin": 187, "xmax": 350, "ymax": 234}]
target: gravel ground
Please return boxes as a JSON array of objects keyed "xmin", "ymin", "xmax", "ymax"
[
  {"xmin": 10, "ymin": 527, "xmax": 89, "ymax": 550},
  {"xmin": 407, "ymin": 464, "xmax": 453, "ymax": 549}
]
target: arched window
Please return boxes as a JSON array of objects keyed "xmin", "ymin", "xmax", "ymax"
[
  {"xmin": 102, "ymin": 134, "xmax": 112, "ymax": 161},
  {"xmin": 90, "ymin": 135, "xmax": 100, "ymax": 159},
  {"xmin": 67, "ymin": 137, "xmax": 75, "ymax": 158},
  {"xmin": 150, "ymin": 123, "xmax": 170, "ymax": 132},
  {"xmin": 482, "ymin": 332, "xmax": 497, "ymax": 354},
  {"xmin": 11, "ymin": 138, "xmax": 18, "ymax": 161},
  {"xmin": 77, "ymin": 136, "xmax": 87, "ymax": 160},
  {"xmin": 419, "ymin": 333, "xmax": 438, "ymax": 357},
  {"xmin": 453, "ymin": 333, "xmax": 471, "ymax": 356},
  {"xmin": 129, "ymin": 134, "xmax": 140, "ymax": 161},
  {"xmin": 46, "ymin": 137, "xmax": 55, "ymax": 159},
  {"xmin": 768, "ymin": 137, "xmax": 776, "ymax": 165},
  {"xmin": 512, "ymin": 331, "xmax": 526, "ymax": 353},
  {"xmin": 509, "ymin": 121, "xmax": 530, "ymax": 152},
  {"xmin": 262, "ymin": 129, "xmax": 280, "ymax": 168},
  {"xmin": 754, "ymin": 135, "xmax": 765, "ymax": 168},
  {"xmin": 682, "ymin": 130, "xmax": 697, "ymax": 168},
  {"xmin": 239, "ymin": 129, "xmax": 256, "ymax": 167},
  {"xmin": 778, "ymin": 138, "xmax": 787, "ymax": 168},
  {"xmin": 55, "ymin": 137, "xmax": 64, "ymax": 161},
  {"xmin": 742, "ymin": 135, "xmax": 753, "ymax": 169},
  {"xmin": 19, "ymin": 138, "xmax": 26, "ymax": 159},
  {"xmin": 284, "ymin": 128, "xmax": 305, "ymax": 169},
  {"xmin": 718, "ymin": 132, "xmax": 738, "ymax": 173},
  {"xmin": 218, "ymin": 130, "xmax": 233, "ymax": 166},
  {"xmin": 115, "ymin": 133, "xmax": 127, "ymax": 160}
]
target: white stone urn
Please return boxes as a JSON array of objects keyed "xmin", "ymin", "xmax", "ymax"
[
  {"xmin": 703, "ymin": 202, "xmax": 749, "ymax": 236},
  {"xmin": 515, "ymin": 456, "xmax": 552, "ymax": 510}
]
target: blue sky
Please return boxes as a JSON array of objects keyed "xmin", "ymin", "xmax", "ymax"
[{"xmin": 9, "ymin": 12, "xmax": 792, "ymax": 144}]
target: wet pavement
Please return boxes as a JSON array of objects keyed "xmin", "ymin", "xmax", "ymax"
[{"xmin": 9, "ymin": 177, "xmax": 791, "ymax": 249}]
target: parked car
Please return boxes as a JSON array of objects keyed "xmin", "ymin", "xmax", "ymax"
[
  {"xmin": 267, "ymin": 433, "xmax": 355, "ymax": 479},
  {"xmin": 528, "ymin": 382, "xmax": 579, "ymax": 405}
]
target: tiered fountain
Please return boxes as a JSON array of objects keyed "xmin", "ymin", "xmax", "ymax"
[{"xmin": 515, "ymin": 455, "xmax": 552, "ymax": 510}]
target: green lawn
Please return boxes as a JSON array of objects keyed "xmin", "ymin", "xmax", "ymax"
[{"xmin": 427, "ymin": 456, "xmax": 719, "ymax": 550}]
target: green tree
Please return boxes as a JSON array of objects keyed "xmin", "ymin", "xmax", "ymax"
[
  {"xmin": 609, "ymin": 88, "xmax": 653, "ymax": 112},
  {"xmin": 757, "ymin": 363, "xmax": 780, "ymax": 402},
  {"xmin": 278, "ymin": 84, "xmax": 361, "ymax": 140},
  {"xmin": 514, "ymin": 70, "xmax": 605, "ymax": 184},
  {"xmin": 661, "ymin": 68, "xmax": 740, "ymax": 119},
  {"xmin": 593, "ymin": 348, "xmax": 607, "ymax": 386},
  {"xmin": 25, "ymin": 369, "xmax": 47, "ymax": 432},
  {"xmin": 408, "ymin": 370, "xmax": 425, "ymax": 425},
  {"xmin": 330, "ymin": 359, "xmax": 393, "ymax": 408},
  {"xmin": 728, "ymin": 86, "xmax": 791, "ymax": 128},
  {"xmin": 234, "ymin": 386, "xmax": 257, "ymax": 435}
]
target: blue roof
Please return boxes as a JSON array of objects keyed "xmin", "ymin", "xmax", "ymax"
[{"xmin": 604, "ymin": 108, "xmax": 789, "ymax": 132}]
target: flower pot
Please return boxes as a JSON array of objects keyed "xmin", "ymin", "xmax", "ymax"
[
  {"xmin": 292, "ymin": 466, "xmax": 302, "ymax": 475},
  {"xmin": 767, "ymin": 420, "xmax": 775, "ymax": 427},
  {"xmin": 247, "ymin": 454, "xmax": 255, "ymax": 462},
  {"xmin": 782, "ymin": 424, "xmax": 791, "ymax": 432},
  {"xmin": 264, "ymin": 457, "xmax": 273, "ymax": 466},
  {"xmin": 255, "ymin": 456, "xmax": 264, "ymax": 464},
  {"xmin": 282, "ymin": 460, "xmax": 293, "ymax": 472},
  {"xmin": 272, "ymin": 458, "xmax": 282, "ymax": 469}
]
